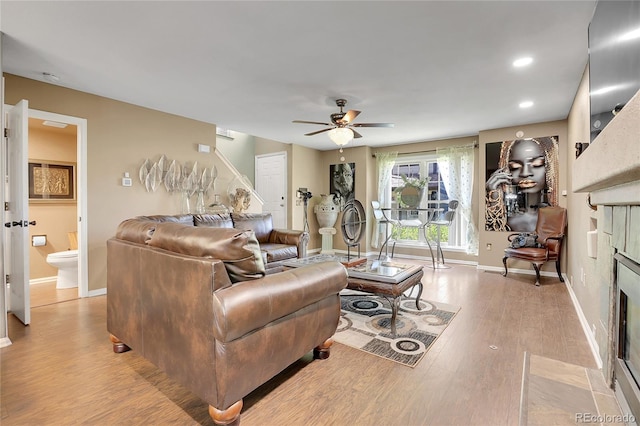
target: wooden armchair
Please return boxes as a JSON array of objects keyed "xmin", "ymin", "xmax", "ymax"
[{"xmin": 502, "ymin": 206, "xmax": 567, "ymax": 286}]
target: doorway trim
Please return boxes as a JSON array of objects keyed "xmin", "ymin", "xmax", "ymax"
[{"xmin": 28, "ymin": 109, "xmax": 88, "ymax": 298}]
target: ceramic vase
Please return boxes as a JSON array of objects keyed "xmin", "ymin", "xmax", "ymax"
[{"xmin": 314, "ymin": 194, "xmax": 339, "ymax": 228}]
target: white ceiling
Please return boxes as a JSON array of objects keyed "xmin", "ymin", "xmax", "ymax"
[{"xmin": 1, "ymin": 1, "xmax": 597, "ymax": 151}]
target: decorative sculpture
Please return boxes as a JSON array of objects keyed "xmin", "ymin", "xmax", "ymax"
[{"xmin": 230, "ymin": 187, "xmax": 251, "ymax": 214}]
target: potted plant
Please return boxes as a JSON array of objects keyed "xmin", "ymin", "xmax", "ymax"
[{"xmin": 395, "ymin": 174, "xmax": 429, "ymax": 208}]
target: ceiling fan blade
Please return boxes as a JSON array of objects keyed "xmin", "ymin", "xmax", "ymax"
[
  {"xmin": 351, "ymin": 123, "xmax": 395, "ymax": 128},
  {"xmin": 293, "ymin": 120, "xmax": 332, "ymax": 126},
  {"xmin": 342, "ymin": 110, "xmax": 361, "ymax": 124},
  {"xmin": 352, "ymin": 129, "xmax": 363, "ymax": 138},
  {"xmin": 304, "ymin": 128, "xmax": 333, "ymax": 136}
]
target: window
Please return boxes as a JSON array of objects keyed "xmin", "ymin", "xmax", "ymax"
[{"xmin": 385, "ymin": 154, "xmax": 468, "ymax": 249}]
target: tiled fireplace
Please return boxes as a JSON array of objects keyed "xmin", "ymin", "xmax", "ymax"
[{"xmin": 574, "ymin": 90, "xmax": 640, "ymax": 420}]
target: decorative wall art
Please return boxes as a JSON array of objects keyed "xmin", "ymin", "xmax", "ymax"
[
  {"xmin": 139, "ymin": 155, "xmax": 217, "ymax": 214},
  {"xmin": 330, "ymin": 162, "xmax": 355, "ymax": 210},
  {"xmin": 485, "ymin": 136, "xmax": 559, "ymax": 232},
  {"xmin": 28, "ymin": 161, "xmax": 76, "ymax": 201}
]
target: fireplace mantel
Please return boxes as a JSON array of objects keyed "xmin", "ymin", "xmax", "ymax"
[{"xmin": 573, "ymin": 89, "xmax": 640, "ymax": 205}]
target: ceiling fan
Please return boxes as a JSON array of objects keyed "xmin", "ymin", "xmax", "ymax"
[{"xmin": 292, "ymin": 99, "xmax": 394, "ymax": 150}]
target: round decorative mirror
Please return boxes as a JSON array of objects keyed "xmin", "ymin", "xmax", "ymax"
[
  {"xmin": 341, "ymin": 200, "xmax": 366, "ymax": 246},
  {"xmin": 400, "ymin": 186, "xmax": 421, "ymax": 208}
]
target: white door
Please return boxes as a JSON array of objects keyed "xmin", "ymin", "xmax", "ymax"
[
  {"xmin": 255, "ymin": 152, "xmax": 287, "ymax": 228},
  {"xmin": 6, "ymin": 100, "xmax": 30, "ymax": 325}
]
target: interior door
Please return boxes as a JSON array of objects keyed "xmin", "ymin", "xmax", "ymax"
[
  {"xmin": 255, "ymin": 152, "xmax": 287, "ymax": 228},
  {"xmin": 6, "ymin": 100, "xmax": 30, "ymax": 325}
]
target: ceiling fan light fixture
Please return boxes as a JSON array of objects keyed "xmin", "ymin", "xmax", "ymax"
[{"xmin": 328, "ymin": 127, "xmax": 354, "ymax": 146}]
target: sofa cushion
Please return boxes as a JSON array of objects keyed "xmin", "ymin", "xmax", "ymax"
[
  {"xmin": 194, "ymin": 213, "xmax": 233, "ymax": 228},
  {"xmin": 231, "ymin": 213, "xmax": 273, "ymax": 243},
  {"xmin": 260, "ymin": 243, "xmax": 298, "ymax": 263},
  {"xmin": 137, "ymin": 214, "xmax": 194, "ymax": 225},
  {"xmin": 115, "ymin": 218, "xmax": 158, "ymax": 244},
  {"xmin": 147, "ymin": 222, "xmax": 266, "ymax": 283}
]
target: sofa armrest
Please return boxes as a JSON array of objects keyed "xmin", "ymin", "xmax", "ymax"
[
  {"xmin": 269, "ymin": 229, "xmax": 310, "ymax": 258},
  {"xmin": 212, "ymin": 261, "xmax": 347, "ymax": 342}
]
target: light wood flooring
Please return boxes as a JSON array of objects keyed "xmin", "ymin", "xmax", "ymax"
[
  {"xmin": 1, "ymin": 260, "xmax": 602, "ymax": 425},
  {"xmin": 29, "ymin": 281, "xmax": 78, "ymax": 308}
]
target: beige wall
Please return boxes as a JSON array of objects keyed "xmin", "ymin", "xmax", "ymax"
[
  {"xmin": 28, "ymin": 121, "xmax": 77, "ymax": 279},
  {"xmin": 567, "ymin": 65, "xmax": 626, "ymax": 363},
  {"xmin": 5, "ymin": 74, "xmax": 218, "ymax": 292},
  {"xmin": 290, "ymin": 144, "xmax": 323, "ymax": 249},
  {"xmin": 477, "ymin": 120, "xmax": 569, "ymax": 271},
  {"xmin": 216, "ymin": 132, "xmax": 256, "ymax": 185}
]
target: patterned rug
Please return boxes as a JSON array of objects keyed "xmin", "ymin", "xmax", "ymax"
[{"xmin": 334, "ymin": 290, "xmax": 460, "ymax": 367}]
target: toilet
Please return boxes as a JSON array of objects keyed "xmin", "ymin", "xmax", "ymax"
[{"xmin": 46, "ymin": 232, "xmax": 79, "ymax": 289}]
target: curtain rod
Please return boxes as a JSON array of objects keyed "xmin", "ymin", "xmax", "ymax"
[{"xmin": 372, "ymin": 142, "xmax": 478, "ymax": 158}]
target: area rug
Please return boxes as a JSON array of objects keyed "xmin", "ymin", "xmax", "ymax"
[{"xmin": 334, "ymin": 290, "xmax": 460, "ymax": 367}]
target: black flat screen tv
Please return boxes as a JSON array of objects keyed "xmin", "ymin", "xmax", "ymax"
[{"xmin": 588, "ymin": 0, "xmax": 640, "ymax": 142}]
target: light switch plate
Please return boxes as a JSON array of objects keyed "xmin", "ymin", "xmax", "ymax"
[{"xmin": 122, "ymin": 177, "xmax": 132, "ymax": 187}]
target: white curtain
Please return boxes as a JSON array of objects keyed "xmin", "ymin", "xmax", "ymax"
[
  {"xmin": 372, "ymin": 151, "xmax": 398, "ymax": 248},
  {"xmin": 436, "ymin": 145, "xmax": 479, "ymax": 255}
]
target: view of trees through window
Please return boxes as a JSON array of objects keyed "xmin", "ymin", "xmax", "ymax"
[{"xmin": 387, "ymin": 155, "xmax": 463, "ymax": 248}]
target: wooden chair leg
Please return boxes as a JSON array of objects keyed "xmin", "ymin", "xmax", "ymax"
[
  {"xmin": 556, "ymin": 260, "xmax": 564, "ymax": 282},
  {"xmin": 109, "ymin": 334, "xmax": 130, "ymax": 353},
  {"xmin": 502, "ymin": 257, "xmax": 509, "ymax": 277},
  {"xmin": 532, "ymin": 263, "xmax": 542, "ymax": 286},
  {"xmin": 209, "ymin": 400, "xmax": 242, "ymax": 426},
  {"xmin": 313, "ymin": 338, "xmax": 333, "ymax": 360}
]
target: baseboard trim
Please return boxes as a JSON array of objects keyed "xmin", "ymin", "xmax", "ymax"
[
  {"xmin": 0, "ymin": 337, "xmax": 12, "ymax": 348},
  {"xmin": 29, "ymin": 276, "xmax": 57, "ymax": 285},
  {"xmin": 477, "ymin": 264, "xmax": 560, "ymax": 278},
  {"xmin": 564, "ymin": 275, "xmax": 603, "ymax": 369},
  {"xmin": 332, "ymin": 249, "xmax": 478, "ymax": 266},
  {"xmin": 87, "ymin": 288, "xmax": 107, "ymax": 297}
]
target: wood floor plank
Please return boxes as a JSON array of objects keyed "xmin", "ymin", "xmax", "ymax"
[{"xmin": 1, "ymin": 260, "xmax": 599, "ymax": 425}]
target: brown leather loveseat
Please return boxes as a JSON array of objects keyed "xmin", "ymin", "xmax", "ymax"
[
  {"xmin": 137, "ymin": 212, "xmax": 309, "ymax": 272},
  {"xmin": 107, "ymin": 216, "xmax": 347, "ymax": 425}
]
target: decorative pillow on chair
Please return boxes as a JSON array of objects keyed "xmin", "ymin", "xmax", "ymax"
[{"xmin": 510, "ymin": 232, "xmax": 541, "ymax": 249}]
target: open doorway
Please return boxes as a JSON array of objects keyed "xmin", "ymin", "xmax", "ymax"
[
  {"xmin": 27, "ymin": 117, "xmax": 78, "ymax": 307},
  {"xmin": 26, "ymin": 109, "xmax": 87, "ymax": 305}
]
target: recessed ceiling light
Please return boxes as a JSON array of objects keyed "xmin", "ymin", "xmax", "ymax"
[
  {"xmin": 42, "ymin": 120, "xmax": 68, "ymax": 128},
  {"xmin": 513, "ymin": 57, "xmax": 533, "ymax": 67},
  {"xmin": 519, "ymin": 101, "xmax": 534, "ymax": 108}
]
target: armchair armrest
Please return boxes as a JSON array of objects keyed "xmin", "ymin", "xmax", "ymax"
[
  {"xmin": 541, "ymin": 234, "xmax": 565, "ymax": 256},
  {"xmin": 542, "ymin": 234, "xmax": 564, "ymax": 244},
  {"xmin": 211, "ymin": 261, "xmax": 347, "ymax": 342},
  {"xmin": 506, "ymin": 233, "xmax": 519, "ymax": 242},
  {"xmin": 269, "ymin": 229, "xmax": 310, "ymax": 258}
]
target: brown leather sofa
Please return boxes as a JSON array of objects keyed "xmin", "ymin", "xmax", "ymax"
[
  {"xmin": 138, "ymin": 213, "xmax": 309, "ymax": 272},
  {"xmin": 107, "ymin": 217, "xmax": 347, "ymax": 425}
]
